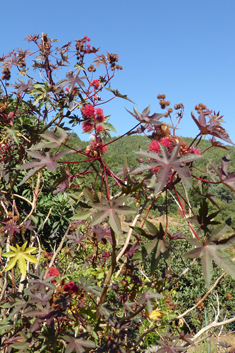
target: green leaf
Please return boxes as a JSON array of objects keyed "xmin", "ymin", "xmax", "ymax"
[
  {"xmin": 101, "ymin": 122, "xmax": 117, "ymax": 133},
  {"xmin": 71, "ymin": 210, "xmax": 91, "ymax": 220},
  {"xmin": 105, "ymin": 87, "xmax": 135, "ymax": 103},
  {"xmin": 2, "ymin": 242, "xmax": 39, "ymax": 276}
]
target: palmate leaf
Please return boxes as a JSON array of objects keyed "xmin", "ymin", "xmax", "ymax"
[
  {"xmin": 126, "ymin": 105, "xmax": 165, "ymax": 124},
  {"xmin": 17, "ymin": 150, "xmax": 72, "ymax": 185},
  {"xmin": 211, "ymin": 155, "xmax": 235, "ymax": 192},
  {"xmin": 188, "ymin": 200, "xmax": 221, "ymax": 234},
  {"xmin": 133, "ymin": 144, "xmax": 202, "ymax": 194},
  {"xmin": 139, "ymin": 289, "xmax": 163, "ymax": 313},
  {"xmin": 185, "ymin": 218, "xmax": 235, "ymax": 287},
  {"xmin": 191, "ymin": 111, "xmax": 235, "ymax": 145},
  {"xmin": 64, "ymin": 336, "xmax": 95, "ymax": 353},
  {"xmin": 23, "ymin": 302, "xmax": 57, "ymax": 332},
  {"xmin": 56, "ymin": 69, "xmax": 85, "ymax": 95},
  {"xmin": 29, "ymin": 126, "xmax": 71, "ymax": 150},
  {"xmin": 2, "ymin": 242, "xmax": 39, "ymax": 276},
  {"xmin": 133, "ymin": 220, "xmax": 170, "ymax": 274},
  {"xmin": 155, "ymin": 339, "xmax": 186, "ymax": 353},
  {"xmin": 90, "ymin": 195, "xmax": 135, "ymax": 235}
]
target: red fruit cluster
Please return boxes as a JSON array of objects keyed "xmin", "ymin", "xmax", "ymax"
[
  {"xmin": 63, "ymin": 281, "xmax": 79, "ymax": 294},
  {"xmin": 81, "ymin": 104, "xmax": 106, "ymax": 133}
]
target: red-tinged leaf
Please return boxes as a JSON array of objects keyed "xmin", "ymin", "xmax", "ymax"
[
  {"xmin": 133, "ymin": 144, "xmax": 201, "ymax": 194},
  {"xmin": 17, "ymin": 150, "xmax": 73, "ymax": 185},
  {"xmin": 64, "ymin": 336, "xmax": 95, "ymax": 353},
  {"xmin": 12, "ymin": 78, "xmax": 34, "ymax": 94},
  {"xmin": 139, "ymin": 289, "xmax": 163, "ymax": 313},
  {"xmin": 56, "ymin": 70, "xmax": 85, "ymax": 95},
  {"xmin": 179, "ymin": 331, "xmax": 195, "ymax": 347},
  {"xmin": 126, "ymin": 105, "xmax": 165, "ymax": 124},
  {"xmin": 2, "ymin": 221, "xmax": 21, "ymax": 237},
  {"xmin": 188, "ymin": 200, "xmax": 221, "ymax": 234},
  {"xmin": 208, "ymin": 218, "xmax": 232, "ymax": 242},
  {"xmin": 210, "ymin": 136, "xmax": 231, "ymax": 151},
  {"xmin": 91, "ymin": 196, "xmax": 135, "ymax": 235},
  {"xmin": 133, "ymin": 222, "xmax": 170, "ymax": 273},
  {"xmin": 155, "ymin": 339, "xmax": 187, "ymax": 352},
  {"xmin": 192, "ymin": 111, "xmax": 235, "ymax": 145},
  {"xmin": 211, "ymin": 155, "xmax": 235, "ymax": 191},
  {"xmin": 29, "ymin": 126, "xmax": 71, "ymax": 150},
  {"xmin": 18, "ymin": 165, "xmax": 42, "ymax": 186},
  {"xmin": 185, "ymin": 221, "xmax": 235, "ymax": 287}
]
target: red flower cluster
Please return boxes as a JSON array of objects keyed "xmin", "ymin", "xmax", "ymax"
[
  {"xmin": 191, "ymin": 148, "xmax": 200, "ymax": 155},
  {"xmin": 46, "ymin": 267, "xmax": 60, "ymax": 284},
  {"xmin": 95, "ymin": 108, "xmax": 105, "ymax": 123},
  {"xmin": 64, "ymin": 281, "xmax": 79, "ymax": 294},
  {"xmin": 82, "ymin": 120, "xmax": 93, "ymax": 133},
  {"xmin": 81, "ymin": 104, "xmax": 95, "ymax": 119},
  {"xmin": 149, "ymin": 137, "xmax": 201, "ymax": 156},
  {"xmin": 81, "ymin": 105, "xmax": 106, "ymax": 133},
  {"xmin": 96, "ymin": 125, "xmax": 104, "ymax": 132},
  {"xmin": 149, "ymin": 137, "xmax": 176, "ymax": 154},
  {"xmin": 90, "ymin": 79, "xmax": 100, "ymax": 90}
]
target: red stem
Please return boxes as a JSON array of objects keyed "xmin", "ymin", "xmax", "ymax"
[
  {"xmin": 174, "ymin": 188, "xmax": 200, "ymax": 240},
  {"xmin": 104, "ymin": 122, "xmax": 141, "ymax": 147}
]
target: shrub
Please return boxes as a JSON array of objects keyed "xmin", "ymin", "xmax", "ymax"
[{"xmin": 1, "ymin": 33, "xmax": 235, "ymax": 352}]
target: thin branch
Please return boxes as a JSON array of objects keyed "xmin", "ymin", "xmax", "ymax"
[
  {"xmin": 45, "ymin": 223, "xmax": 71, "ymax": 278},
  {"xmin": 116, "ymin": 198, "xmax": 148, "ymax": 263},
  {"xmin": 129, "ymin": 272, "xmax": 226, "ymax": 351}
]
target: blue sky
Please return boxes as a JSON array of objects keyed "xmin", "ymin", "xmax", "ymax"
[{"xmin": 1, "ymin": 0, "xmax": 235, "ymax": 144}]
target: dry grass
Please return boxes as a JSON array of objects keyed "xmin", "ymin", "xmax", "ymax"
[{"xmin": 188, "ymin": 332, "xmax": 235, "ymax": 353}]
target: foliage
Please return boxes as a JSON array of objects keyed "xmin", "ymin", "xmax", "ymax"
[{"xmin": 1, "ymin": 33, "xmax": 235, "ymax": 353}]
